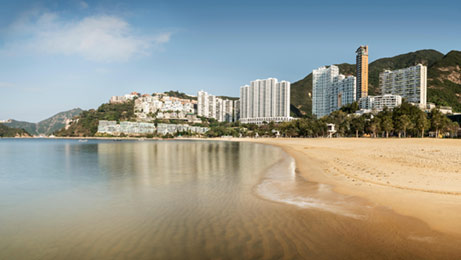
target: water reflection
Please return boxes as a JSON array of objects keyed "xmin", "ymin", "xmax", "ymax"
[
  {"xmin": 1, "ymin": 139, "xmax": 461, "ymax": 259},
  {"xmin": 0, "ymin": 140, "xmax": 287, "ymax": 259}
]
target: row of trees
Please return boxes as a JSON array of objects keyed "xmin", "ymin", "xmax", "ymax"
[
  {"xmin": 320, "ymin": 103, "xmax": 457, "ymax": 138},
  {"xmin": 204, "ymin": 102, "xmax": 459, "ymax": 138}
]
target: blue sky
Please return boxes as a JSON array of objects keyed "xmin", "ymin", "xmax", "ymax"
[{"xmin": 1, "ymin": 0, "xmax": 460, "ymax": 122}]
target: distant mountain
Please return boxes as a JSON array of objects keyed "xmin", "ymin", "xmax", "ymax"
[
  {"xmin": 3, "ymin": 120, "xmax": 36, "ymax": 136},
  {"xmin": 291, "ymin": 49, "xmax": 460, "ymax": 116},
  {"xmin": 5, "ymin": 108, "xmax": 83, "ymax": 136},
  {"xmin": 0, "ymin": 124, "xmax": 31, "ymax": 137}
]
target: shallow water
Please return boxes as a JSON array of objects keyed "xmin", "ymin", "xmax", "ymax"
[{"xmin": 1, "ymin": 139, "xmax": 460, "ymax": 259}]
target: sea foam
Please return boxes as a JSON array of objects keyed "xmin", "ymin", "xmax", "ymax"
[{"xmin": 256, "ymin": 152, "xmax": 366, "ymax": 220}]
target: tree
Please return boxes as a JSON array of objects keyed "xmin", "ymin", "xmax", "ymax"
[
  {"xmin": 327, "ymin": 110, "xmax": 349, "ymax": 136},
  {"xmin": 430, "ymin": 109, "xmax": 444, "ymax": 138},
  {"xmin": 381, "ymin": 116, "xmax": 393, "ymax": 138},
  {"xmin": 369, "ymin": 117, "xmax": 381, "ymax": 138},
  {"xmin": 414, "ymin": 111, "xmax": 429, "ymax": 138},
  {"xmin": 440, "ymin": 116, "xmax": 454, "ymax": 138},
  {"xmin": 340, "ymin": 101, "xmax": 359, "ymax": 114},
  {"xmin": 397, "ymin": 114, "xmax": 413, "ymax": 138},
  {"xmin": 448, "ymin": 121, "xmax": 460, "ymax": 138},
  {"xmin": 350, "ymin": 115, "xmax": 365, "ymax": 138}
]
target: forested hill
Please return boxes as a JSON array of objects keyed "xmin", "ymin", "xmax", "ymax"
[
  {"xmin": 55, "ymin": 101, "xmax": 135, "ymax": 137},
  {"xmin": 291, "ymin": 49, "xmax": 461, "ymax": 116},
  {"xmin": 0, "ymin": 124, "xmax": 31, "ymax": 137}
]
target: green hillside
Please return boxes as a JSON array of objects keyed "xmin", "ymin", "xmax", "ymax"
[
  {"xmin": 0, "ymin": 124, "xmax": 31, "ymax": 137},
  {"xmin": 4, "ymin": 120, "xmax": 36, "ymax": 135},
  {"xmin": 291, "ymin": 49, "xmax": 460, "ymax": 116},
  {"xmin": 427, "ymin": 51, "xmax": 461, "ymax": 111},
  {"xmin": 55, "ymin": 101, "xmax": 135, "ymax": 137},
  {"xmin": 5, "ymin": 108, "xmax": 83, "ymax": 135}
]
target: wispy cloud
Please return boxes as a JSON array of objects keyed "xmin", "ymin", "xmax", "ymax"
[
  {"xmin": 1, "ymin": 11, "xmax": 172, "ymax": 62},
  {"xmin": 79, "ymin": 1, "xmax": 89, "ymax": 9}
]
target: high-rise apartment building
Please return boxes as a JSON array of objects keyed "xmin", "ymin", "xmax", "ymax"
[
  {"xmin": 207, "ymin": 95, "xmax": 217, "ymax": 119},
  {"xmin": 356, "ymin": 45, "xmax": 369, "ymax": 100},
  {"xmin": 312, "ymin": 65, "xmax": 356, "ymax": 118},
  {"xmin": 197, "ymin": 90, "xmax": 210, "ymax": 117},
  {"xmin": 313, "ymin": 66, "xmax": 338, "ymax": 117},
  {"xmin": 233, "ymin": 100, "xmax": 240, "ymax": 122},
  {"xmin": 216, "ymin": 99, "xmax": 234, "ymax": 122},
  {"xmin": 239, "ymin": 78, "xmax": 291, "ymax": 124},
  {"xmin": 197, "ymin": 90, "xmax": 235, "ymax": 122},
  {"xmin": 379, "ymin": 64, "xmax": 427, "ymax": 106},
  {"xmin": 331, "ymin": 75, "xmax": 356, "ymax": 113},
  {"xmin": 222, "ymin": 99, "xmax": 234, "ymax": 122}
]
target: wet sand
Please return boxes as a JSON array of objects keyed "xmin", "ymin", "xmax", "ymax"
[{"xmin": 244, "ymin": 138, "xmax": 461, "ymax": 236}]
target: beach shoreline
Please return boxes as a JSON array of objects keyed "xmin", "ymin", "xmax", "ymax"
[{"xmin": 233, "ymin": 137, "xmax": 461, "ymax": 237}]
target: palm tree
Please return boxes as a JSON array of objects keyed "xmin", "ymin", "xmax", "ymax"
[
  {"xmin": 369, "ymin": 117, "xmax": 381, "ymax": 138},
  {"xmin": 351, "ymin": 115, "xmax": 365, "ymax": 138},
  {"xmin": 398, "ymin": 114, "xmax": 413, "ymax": 138},
  {"xmin": 449, "ymin": 121, "xmax": 460, "ymax": 138},
  {"xmin": 414, "ymin": 111, "xmax": 429, "ymax": 138},
  {"xmin": 430, "ymin": 109, "xmax": 444, "ymax": 138},
  {"xmin": 381, "ymin": 115, "xmax": 393, "ymax": 138}
]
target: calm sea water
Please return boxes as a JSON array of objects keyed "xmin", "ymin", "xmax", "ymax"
[{"xmin": 1, "ymin": 139, "xmax": 461, "ymax": 259}]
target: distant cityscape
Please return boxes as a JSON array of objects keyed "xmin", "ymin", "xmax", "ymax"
[
  {"xmin": 312, "ymin": 46, "xmax": 452, "ymax": 118},
  {"xmin": 96, "ymin": 45, "xmax": 456, "ymax": 136}
]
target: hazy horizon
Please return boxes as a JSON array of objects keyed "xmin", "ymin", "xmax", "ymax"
[{"xmin": 1, "ymin": 0, "xmax": 460, "ymax": 122}]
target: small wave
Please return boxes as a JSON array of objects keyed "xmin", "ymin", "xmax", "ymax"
[{"xmin": 256, "ymin": 153, "xmax": 366, "ymax": 220}]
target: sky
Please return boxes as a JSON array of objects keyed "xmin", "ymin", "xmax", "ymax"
[{"xmin": 1, "ymin": 0, "xmax": 460, "ymax": 122}]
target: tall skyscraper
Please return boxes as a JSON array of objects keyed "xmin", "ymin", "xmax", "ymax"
[
  {"xmin": 379, "ymin": 64, "xmax": 427, "ymax": 106},
  {"xmin": 239, "ymin": 78, "xmax": 291, "ymax": 124},
  {"xmin": 356, "ymin": 45, "xmax": 369, "ymax": 100},
  {"xmin": 312, "ymin": 65, "xmax": 356, "ymax": 118}
]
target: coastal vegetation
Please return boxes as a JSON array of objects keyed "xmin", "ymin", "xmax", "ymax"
[
  {"xmin": 54, "ymin": 101, "xmax": 135, "ymax": 137},
  {"xmin": 203, "ymin": 102, "xmax": 458, "ymax": 139},
  {"xmin": 0, "ymin": 124, "xmax": 31, "ymax": 137}
]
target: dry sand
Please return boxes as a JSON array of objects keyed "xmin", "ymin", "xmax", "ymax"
[{"xmin": 239, "ymin": 137, "xmax": 461, "ymax": 236}]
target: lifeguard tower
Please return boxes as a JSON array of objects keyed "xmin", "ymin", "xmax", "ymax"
[
  {"xmin": 327, "ymin": 123, "xmax": 336, "ymax": 138},
  {"xmin": 271, "ymin": 129, "xmax": 280, "ymax": 138}
]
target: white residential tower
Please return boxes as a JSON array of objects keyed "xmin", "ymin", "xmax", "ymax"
[{"xmin": 239, "ymin": 78, "xmax": 291, "ymax": 124}]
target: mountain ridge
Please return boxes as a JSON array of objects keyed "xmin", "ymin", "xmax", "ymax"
[{"xmin": 5, "ymin": 108, "xmax": 83, "ymax": 136}]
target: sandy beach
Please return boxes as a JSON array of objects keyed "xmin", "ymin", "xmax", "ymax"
[{"xmin": 239, "ymin": 138, "xmax": 461, "ymax": 236}]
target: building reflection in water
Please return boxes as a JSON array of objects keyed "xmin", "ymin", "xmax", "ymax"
[{"xmin": 95, "ymin": 141, "xmax": 276, "ymax": 190}]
